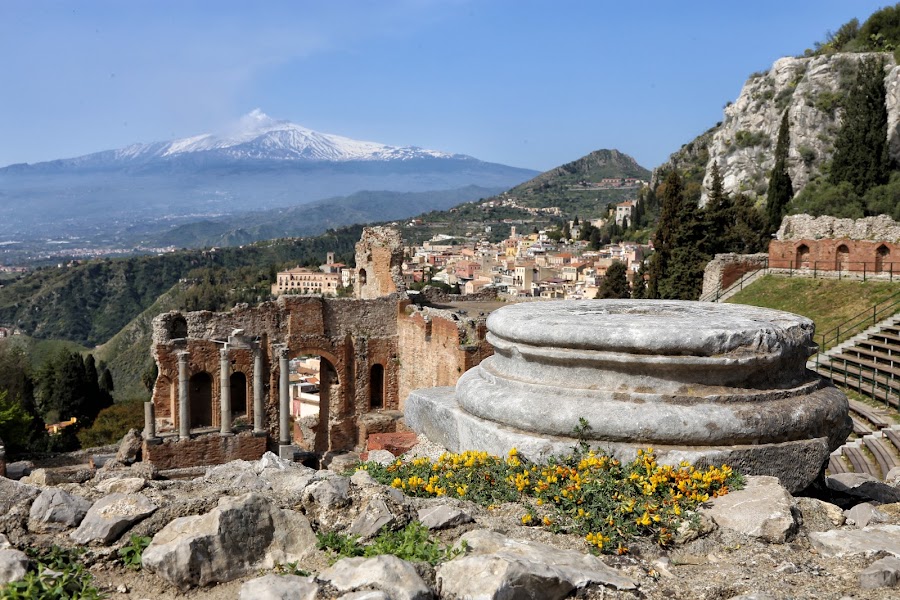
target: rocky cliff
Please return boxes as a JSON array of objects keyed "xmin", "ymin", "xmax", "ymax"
[{"xmin": 678, "ymin": 52, "xmax": 900, "ymax": 206}]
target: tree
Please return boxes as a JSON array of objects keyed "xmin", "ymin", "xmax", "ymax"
[
  {"xmin": 767, "ymin": 110, "xmax": 794, "ymax": 232},
  {"xmin": 829, "ymin": 56, "xmax": 890, "ymax": 198},
  {"xmin": 0, "ymin": 390, "xmax": 33, "ymax": 452},
  {"xmin": 596, "ymin": 261, "xmax": 630, "ymax": 299},
  {"xmin": 562, "ymin": 221, "xmax": 571, "ymax": 240},
  {"xmin": 631, "ymin": 262, "xmax": 649, "ymax": 299}
]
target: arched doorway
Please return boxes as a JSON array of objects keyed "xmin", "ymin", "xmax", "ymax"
[
  {"xmin": 876, "ymin": 245, "xmax": 890, "ymax": 273},
  {"xmin": 230, "ymin": 372, "xmax": 247, "ymax": 419},
  {"xmin": 796, "ymin": 244, "xmax": 810, "ymax": 269},
  {"xmin": 370, "ymin": 364, "xmax": 385, "ymax": 409},
  {"xmin": 170, "ymin": 315, "xmax": 188, "ymax": 339},
  {"xmin": 836, "ymin": 244, "xmax": 850, "ymax": 272},
  {"xmin": 358, "ymin": 269, "xmax": 367, "ymax": 285},
  {"xmin": 189, "ymin": 372, "xmax": 212, "ymax": 428}
]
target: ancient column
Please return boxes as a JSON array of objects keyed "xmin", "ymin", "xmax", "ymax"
[
  {"xmin": 253, "ymin": 347, "xmax": 265, "ymax": 434},
  {"xmin": 178, "ymin": 351, "xmax": 190, "ymax": 440},
  {"xmin": 219, "ymin": 347, "xmax": 231, "ymax": 435},
  {"xmin": 143, "ymin": 401, "xmax": 156, "ymax": 440},
  {"xmin": 278, "ymin": 345, "xmax": 291, "ymax": 445}
]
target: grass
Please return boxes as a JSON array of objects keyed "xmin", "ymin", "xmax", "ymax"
[{"xmin": 726, "ymin": 275, "xmax": 900, "ymax": 346}]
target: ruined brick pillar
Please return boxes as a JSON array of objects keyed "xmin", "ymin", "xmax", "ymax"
[
  {"xmin": 219, "ymin": 347, "xmax": 231, "ymax": 435},
  {"xmin": 178, "ymin": 351, "xmax": 190, "ymax": 440},
  {"xmin": 253, "ymin": 347, "xmax": 265, "ymax": 434},
  {"xmin": 354, "ymin": 226, "xmax": 405, "ymax": 299}
]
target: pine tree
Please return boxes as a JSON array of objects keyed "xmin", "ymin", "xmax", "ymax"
[
  {"xmin": 830, "ymin": 56, "xmax": 890, "ymax": 197},
  {"xmin": 767, "ymin": 110, "xmax": 794, "ymax": 232},
  {"xmin": 595, "ymin": 261, "xmax": 630, "ymax": 299}
]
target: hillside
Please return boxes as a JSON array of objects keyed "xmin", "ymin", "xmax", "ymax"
[
  {"xmin": 141, "ymin": 186, "xmax": 503, "ymax": 249},
  {"xmin": 510, "ymin": 149, "xmax": 650, "ymax": 202}
]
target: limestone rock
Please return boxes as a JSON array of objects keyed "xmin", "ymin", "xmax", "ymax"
[
  {"xmin": 116, "ymin": 428, "xmax": 143, "ymax": 464},
  {"xmin": 845, "ymin": 502, "xmax": 890, "ymax": 528},
  {"xmin": 701, "ymin": 476, "xmax": 797, "ymax": 543},
  {"xmin": 95, "ymin": 477, "xmax": 146, "ymax": 495},
  {"xmin": 885, "ymin": 466, "xmax": 900, "ymax": 483},
  {"xmin": 338, "ymin": 592, "xmax": 390, "ymax": 600},
  {"xmin": 366, "ymin": 450, "xmax": 397, "ymax": 466},
  {"xmin": 673, "ymin": 511, "xmax": 717, "ymax": 544},
  {"xmin": 28, "ymin": 488, "xmax": 92, "ymax": 532},
  {"xmin": 436, "ymin": 529, "xmax": 637, "ymax": 599},
  {"xmin": 239, "ymin": 574, "xmax": 319, "ymax": 600},
  {"xmin": 70, "ymin": 493, "xmax": 157, "ymax": 545},
  {"xmin": 319, "ymin": 555, "xmax": 431, "ymax": 600},
  {"xmin": 302, "ymin": 476, "xmax": 352, "ymax": 530},
  {"xmin": 0, "ymin": 534, "xmax": 9, "ymax": 549},
  {"xmin": 859, "ymin": 556, "xmax": 900, "ymax": 589},
  {"xmin": 348, "ymin": 497, "xmax": 395, "ymax": 540},
  {"xmin": 142, "ymin": 492, "xmax": 316, "ymax": 590},
  {"xmin": 0, "ymin": 548, "xmax": 30, "ymax": 584},
  {"xmin": 809, "ymin": 524, "xmax": 900, "ymax": 557},
  {"xmin": 350, "ymin": 470, "xmax": 380, "ymax": 487},
  {"xmin": 0, "ymin": 478, "xmax": 40, "ymax": 514},
  {"xmin": 417, "ymin": 504, "xmax": 473, "ymax": 530},
  {"xmin": 326, "ymin": 452, "xmax": 361, "ymax": 474},
  {"xmin": 826, "ymin": 473, "xmax": 900, "ymax": 504},
  {"xmin": 796, "ymin": 497, "xmax": 845, "ymax": 532}
]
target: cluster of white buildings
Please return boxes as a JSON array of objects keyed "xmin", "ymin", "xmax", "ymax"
[{"xmin": 403, "ymin": 226, "xmax": 648, "ymax": 300}]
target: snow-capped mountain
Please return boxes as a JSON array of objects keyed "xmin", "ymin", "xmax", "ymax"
[
  {"xmin": 83, "ymin": 109, "xmax": 470, "ymax": 165},
  {"xmin": 0, "ymin": 111, "xmax": 538, "ymax": 243}
]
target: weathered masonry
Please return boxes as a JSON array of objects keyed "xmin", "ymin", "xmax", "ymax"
[{"xmin": 147, "ymin": 227, "xmax": 491, "ymax": 467}]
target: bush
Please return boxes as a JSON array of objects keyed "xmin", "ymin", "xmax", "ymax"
[
  {"xmin": 316, "ymin": 522, "xmax": 462, "ymax": 566},
  {"xmin": 76, "ymin": 401, "xmax": 144, "ymax": 449},
  {"xmin": 734, "ymin": 130, "xmax": 770, "ymax": 149},
  {"xmin": 1, "ymin": 546, "xmax": 103, "ymax": 599}
]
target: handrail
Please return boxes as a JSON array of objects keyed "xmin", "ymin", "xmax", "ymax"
[
  {"xmin": 816, "ymin": 288, "xmax": 900, "ymax": 353},
  {"xmin": 699, "ymin": 259, "xmax": 768, "ymax": 302}
]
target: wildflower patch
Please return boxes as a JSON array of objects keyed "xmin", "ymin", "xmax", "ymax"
[{"xmin": 360, "ymin": 447, "xmax": 743, "ymax": 555}]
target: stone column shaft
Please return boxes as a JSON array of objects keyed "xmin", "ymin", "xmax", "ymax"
[
  {"xmin": 278, "ymin": 347, "xmax": 291, "ymax": 445},
  {"xmin": 253, "ymin": 348, "xmax": 265, "ymax": 434},
  {"xmin": 220, "ymin": 347, "xmax": 231, "ymax": 435},
  {"xmin": 143, "ymin": 401, "xmax": 156, "ymax": 439},
  {"xmin": 178, "ymin": 351, "xmax": 190, "ymax": 440}
]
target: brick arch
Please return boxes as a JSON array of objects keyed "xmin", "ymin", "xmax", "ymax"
[
  {"xmin": 876, "ymin": 244, "xmax": 891, "ymax": 273},
  {"xmin": 836, "ymin": 244, "xmax": 850, "ymax": 271},
  {"xmin": 796, "ymin": 244, "xmax": 810, "ymax": 269}
]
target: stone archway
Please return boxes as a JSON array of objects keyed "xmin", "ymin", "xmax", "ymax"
[
  {"xmin": 836, "ymin": 244, "xmax": 850, "ymax": 272},
  {"xmin": 876, "ymin": 245, "xmax": 891, "ymax": 273},
  {"xmin": 189, "ymin": 372, "xmax": 213, "ymax": 428},
  {"xmin": 796, "ymin": 244, "xmax": 810, "ymax": 269}
]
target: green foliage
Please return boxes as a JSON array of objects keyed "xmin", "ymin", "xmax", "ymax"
[
  {"xmin": 829, "ymin": 56, "xmax": 891, "ymax": 197},
  {"xmin": 362, "ymin": 448, "xmax": 742, "ymax": 555},
  {"xmin": 0, "ymin": 391, "xmax": 33, "ymax": 450},
  {"xmin": 1, "ymin": 546, "xmax": 104, "ymax": 600},
  {"xmin": 118, "ymin": 534, "xmax": 151, "ymax": 570},
  {"xmin": 767, "ymin": 111, "xmax": 795, "ymax": 232},
  {"xmin": 595, "ymin": 261, "xmax": 630, "ymax": 299},
  {"xmin": 812, "ymin": 90, "xmax": 843, "ymax": 116},
  {"xmin": 316, "ymin": 531, "xmax": 365, "ymax": 559},
  {"xmin": 316, "ymin": 523, "xmax": 463, "ymax": 566},
  {"xmin": 790, "ymin": 179, "xmax": 864, "ymax": 218},
  {"xmin": 862, "ymin": 172, "xmax": 900, "ymax": 220},
  {"xmin": 76, "ymin": 401, "xmax": 144, "ymax": 449},
  {"xmin": 272, "ymin": 562, "xmax": 311, "ymax": 577},
  {"xmin": 734, "ymin": 130, "xmax": 769, "ymax": 149}
]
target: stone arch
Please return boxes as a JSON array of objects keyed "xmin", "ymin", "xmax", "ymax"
[
  {"xmin": 876, "ymin": 244, "xmax": 891, "ymax": 273},
  {"xmin": 230, "ymin": 372, "xmax": 248, "ymax": 419},
  {"xmin": 370, "ymin": 364, "xmax": 385, "ymax": 409},
  {"xmin": 836, "ymin": 244, "xmax": 850, "ymax": 272},
  {"xmin": 289, "ymin": 347, "xmax": 345, "ymax": 452},
  {"xmin": 796, "ymin": 244, "xmax": 810, "ymax": 269},
  {"xmin": 189, "ymin": 372, "xmax": 213, "ymax": 428},
  {"xmin": 358, "ymin": 268, "xmax": 367, "ymax": 285}
]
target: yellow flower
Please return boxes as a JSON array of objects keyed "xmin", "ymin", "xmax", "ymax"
[{"xmin": 521, "ymin": 513, "xmax": 533, "ymax": 525}]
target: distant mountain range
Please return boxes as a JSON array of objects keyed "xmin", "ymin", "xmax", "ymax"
[{"xmin": 0, "ymin": 110, "xmax": 537, "ymax": 243}]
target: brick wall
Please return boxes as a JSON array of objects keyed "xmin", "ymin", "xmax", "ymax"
[
  {"xmin": 143, "ymin": 431, "xmax": 267, "ymax": 470},
  {"xmin": 768, "ymin": 239, "xmax": 898, "ymax": 272}
]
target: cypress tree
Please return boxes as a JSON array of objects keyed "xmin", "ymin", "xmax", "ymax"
[
  {"xmin": 596, "ymin": 260, "xmax": 630, "ymax": 299},
  {"xmin": 704, "ymin": 162, "xmax": 734, "ymax": 254},
  {"xmin": 830, "ymin": 56, "xmax": 890, "ymax": 197},
  {"xmin": 767, "ymin": 110, "xmax": 794, "ymax": 232}
]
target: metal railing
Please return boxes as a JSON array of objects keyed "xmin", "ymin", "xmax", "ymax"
[
  {"xmin": 699, "ymin": 259, "xmax": 768, "ymax": 302},
  {"xmin": 768, "ymin": 259, "xmax": 900, "ymax": 281},
  {"xmin": 815, "ymin": 289, "xmax": 900, "ymax": 352}
]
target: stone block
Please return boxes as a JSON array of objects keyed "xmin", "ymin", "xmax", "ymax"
[{"xmin": 367, "ymin": 432, "xmax": 418, "ymax": 456}]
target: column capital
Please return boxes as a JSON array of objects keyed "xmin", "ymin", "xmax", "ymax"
[
  {"xmin": 219, "ymin": 347, "xmax": 230, "ymax": 360},
  {"xmin": 275, "ymin": 344, "xmax": 290, "ymax": 360},
  {"xmin": 178, "ymin": 351, "xmax": 190, "ymax": 363}
]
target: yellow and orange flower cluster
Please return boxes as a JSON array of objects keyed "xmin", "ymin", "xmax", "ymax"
[{"xmin": 361, "ymin": 446, "xmax": 742, "ymax": 555}]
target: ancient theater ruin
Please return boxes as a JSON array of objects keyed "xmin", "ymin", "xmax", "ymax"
[{"xmin": 145, "ymin": 227, "xmax": 492, "ymax": 469}]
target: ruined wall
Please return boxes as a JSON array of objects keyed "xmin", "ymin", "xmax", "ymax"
[
  {"xmin": 142, "ymin": 431, "xmax": 266, "ymax": 470},
  {"xmin": 701, "ymin": 253, "xmax": 768, "ymax": 298},
  {"xmin": 355, "ymin": 227, "xmax": 405, "ymax": 299},
  {"xmin": 768, "ymin": 239, "xmax": 898, "ymax": 271},
  {"xmin": 397, "ymin": 304, "xmax": 492, "ymax": 406}
]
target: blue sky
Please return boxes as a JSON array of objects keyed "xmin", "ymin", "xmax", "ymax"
[{"xmin": 0, "ymin": 1, "xmax": 890, "ymax": 171}]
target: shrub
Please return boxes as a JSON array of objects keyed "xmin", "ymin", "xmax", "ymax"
[
  {"xmin": 734, "ymin": 130, "xmax": 770, "ymax": 149},
  {"xmin": 119, "ymin": 534, "xmax": 151, "ymax": 570},
  {"xmin": 1, "ymin": 546, "xmax": 103, "ymax": 599},
  {"xmin": 76, "ymin": 401, "xmax": 144, "ymax": 449}
]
